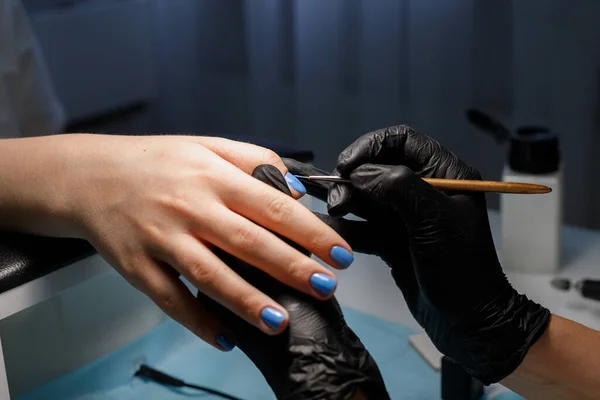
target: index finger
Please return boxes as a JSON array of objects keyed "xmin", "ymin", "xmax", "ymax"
[
  {"xmin": 194, "ymin": 136, "xmax": 288, "ymax": 176},
  {"xmin": 194, "ymin": 137, "xmax": 307, "ymax": 199}
]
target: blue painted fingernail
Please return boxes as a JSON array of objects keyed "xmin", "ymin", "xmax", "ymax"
[
  {"xmin": 261, "ymin": 307, "xmax": 286, "ymax": 331},
  {"xmin": 330, "ymin": 246, "xmax": 354, "ymax": 269},
  {"xmin": 216, "ymin": 334, "xmax": 236, "ymax": 351},
  {"xmin": 310, "ymin": 273, "xmax": 337, "ymax": 297},
  {"xmin": 285, "ymin": 172, "xmax": 306, "ymax": 194}
]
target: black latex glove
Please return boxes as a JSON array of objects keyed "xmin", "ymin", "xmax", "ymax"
[
  {"xmin": 196, "ymin": 164, "xmax": 390, "ymax": 400},
  {"xmin": 283, "ymin": 125, "xmax": 551, "ymax": 385}
]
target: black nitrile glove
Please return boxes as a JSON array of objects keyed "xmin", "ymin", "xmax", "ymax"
[
  {"xmin": 196, "ymin": 164, "xmax": 390, "ymax": 400},
  {"xmin": 283, "ymin": 125, "xmax": 551, "ymax": 385}
]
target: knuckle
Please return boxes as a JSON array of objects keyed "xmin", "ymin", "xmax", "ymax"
[
  {"xmin": 163, "ymin": 189, "xmax": 193, "ymax": 213},
  {"xmin": 114, "ymin": 255, "xmax": 147, "ymax": 286},
  {"xmin": 400, "ymin": 124, "xmax": 421, "ymax": 141},
  {"xmin": 157, "ymin": 291, "xmax": 180, "ymax": 315},
  {"xmin": 387, "ymin": 165, "xmax": 413, "ymax": 186},
  {"xmin": 183, "ymin": 257, "xmax": 218, "ymax": 287},
  {"xmin": 307, "ymin": 224, "xmax": 332, "ymax": 251},
  {"xmin": 140, "ymin": 223, "xmax": 166, "ymax": 245},
  {"xmin": 206, "ymin": 139, "xmax": 227, "ymax": 156},
  {"xmin": 239, "ymin": 293, "xmax": 263, "ymax": 316},
  {"xmin": 202, "ymin": 171, "xmax": 226, "ymax": 192},
  {"xmin": 287, "ymin": 256, "xmax": 314, "ymax": 283},
  {"xmin": 399, "ymin": 124, "xmax": 416, "ymax": 135},
  {"xmin": 261, "ymin": 149, "xmax": 283, "ymax": 168},
  {"xmin": 265, "ymin": 196, "xmax": 293, "ymax": 224},
  {"xmin": 231, "ymin": 224, "xmax": 261, "ymax": 251},
  {"xmin": 336, "ymin": 151, "xmax": 349, "ymax": 166}
]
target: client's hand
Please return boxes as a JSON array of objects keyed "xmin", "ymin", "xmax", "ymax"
[
  {"xmin": 196, "ymin": 164, "xmax": 389, "ymax": 400},
  {"xmin": 284, "ymin": 125, "xmax": 551, "ymax": 385},
  {"xmin": 0, "ymin": 134, "xmax": 354, "ymax": 350}
]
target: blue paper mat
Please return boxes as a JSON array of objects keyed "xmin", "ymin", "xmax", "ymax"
[{"xmin": 18, "ymin": 307, "xmax": 522, "ymax": 400}]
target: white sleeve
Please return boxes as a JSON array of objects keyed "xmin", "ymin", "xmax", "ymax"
[{"xmin": 0, "ymin": 0, "xmax": 66, "ymax": 138}]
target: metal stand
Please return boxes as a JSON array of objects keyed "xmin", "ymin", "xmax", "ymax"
[
  {"xmin": 0, "ymin": 335, "xmax": 11, "ymax": 399},
  {"xmin": 441, "ymin": 356, "xmax": 483, "ymax": 400}
]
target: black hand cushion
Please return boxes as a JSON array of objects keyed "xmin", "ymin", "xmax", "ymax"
[
  {"xmin": 0, "ymin": 232, "xmax": 94, "ymax": 294},
  {"xmin": 196, "ymin": 164, "xmax": 390, "ymax": 400}
]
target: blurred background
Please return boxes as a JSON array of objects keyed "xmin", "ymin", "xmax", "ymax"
[
  {"xmin": 19, "ymin": 0, "xmax": 600, "ymax": 228},
  {"xmin": 2, "ymin": 2, "xmax": 600, "ymax": 398}
]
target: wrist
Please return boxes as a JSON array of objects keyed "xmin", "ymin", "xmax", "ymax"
[
  {"xmin": 0, "ymin": 135, "xmax": 89, "ymax": 237},
  {"xmin": 452, "ymin": 287, "xmax": 550, "ymax": 385},
  {"xmin": 502, "ymin": 314, "xmax": 600, "ymax": 399}
]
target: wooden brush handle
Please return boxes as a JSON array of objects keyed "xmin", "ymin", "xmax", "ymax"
[
  {"xmin": 295, "ymin": 175, "xmax": 551, "ymax": 194},
  {"xmin": 422, "ymin": 178, "xmax": 551, "ymax": 194}
]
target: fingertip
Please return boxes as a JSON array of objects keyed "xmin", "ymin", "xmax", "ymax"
[
  {"xmin": 252, "ymin": 163, "xmax": 307, "ymax": 201},
  {"xmin": 290, "ymin": 190, "xmax": 305, "ymax": 200},
  {"xmin": 187, "ymin": 315, "xmax": 234, "ymax": 351},
  {"xmin": 216, "ymin": 333, "xmax": 237, "ymax": 352},
  {"xmin": 260, "ymin": 306, "xmax": 288, "ymax": 334},
  {"xmin": 284, "ymin": 172, "xmax": 307, "ymax": 196},
  {"xmin": 188, "ymin": 324, "xmax": 225, "ymax": 350},
  {"xmin": 329, "ymin": 245, "xmax": 354, "ymax": 269},
  {"xmin": 335, "ymin": 152, "xmax": 351, "ymax": 172},
  {"xmin": 309, "ymin": 271, "xmax": 338, "ymax": 298}
]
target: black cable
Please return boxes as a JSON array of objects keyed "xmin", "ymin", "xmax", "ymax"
[{"xmin": 134, "ymin": 364, "xmax": 245, "ymax": 400}]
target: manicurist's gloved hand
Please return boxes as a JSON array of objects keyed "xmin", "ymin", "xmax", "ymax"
[
  {"xmin": 197, "ymin": 164, "xmax": 390, "ymax": 400},
  {"xmin": 284, "ymin": 125, "xmax": 551, "ymax": 385}
]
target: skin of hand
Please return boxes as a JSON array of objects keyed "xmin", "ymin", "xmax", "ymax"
[
  {"xmin": 0, "ymin": 134, "xmax": 354, "ymax": 350},
  {"xmin": 283, "ymin": 125, "xmax": 550, "ymax": 385},
  {"xmin": 501, "ymin": 314, "xmax": 600, "ymax": 400}
]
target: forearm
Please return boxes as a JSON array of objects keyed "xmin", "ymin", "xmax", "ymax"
[
  {"xmin": 0, "ymin": 136, "xmax": 80, "ymax": 236},
  {"xmin": 501, "ymin": 314, "xmax": 600, "ymax": 399}
]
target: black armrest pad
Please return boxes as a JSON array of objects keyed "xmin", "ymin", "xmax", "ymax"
[{"xmin": 0, "ymin": 232, "xmax": 95, "ymax": 295}]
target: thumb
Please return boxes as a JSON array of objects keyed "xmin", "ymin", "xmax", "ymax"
[{"xmin": 349, "ymin": 164, "xmax": 450, "ymax": 226}]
